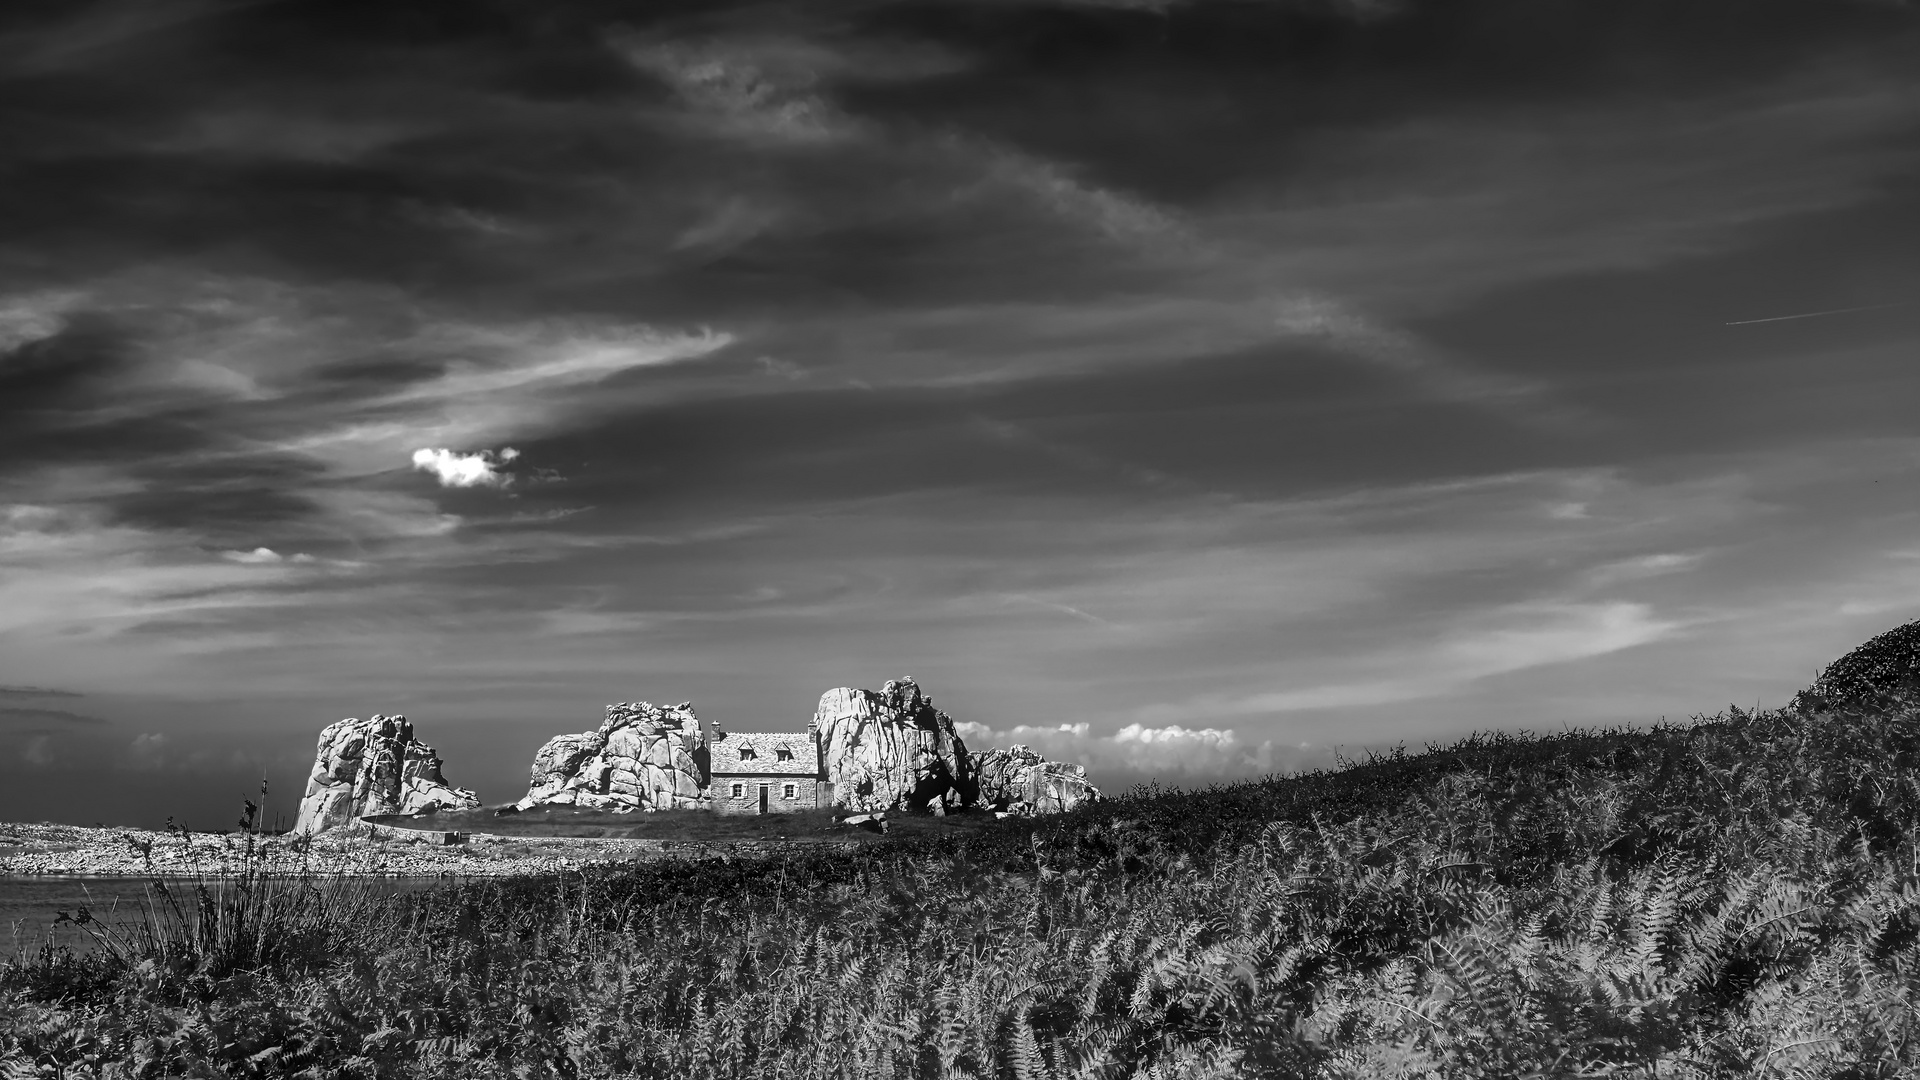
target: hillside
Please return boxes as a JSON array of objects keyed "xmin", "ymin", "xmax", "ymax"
[{"xmin": 7, "ymin": 627, "xmax": 1920, "ymax": 1077}]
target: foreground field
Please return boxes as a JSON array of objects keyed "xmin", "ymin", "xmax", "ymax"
[{"xmin": 6, "ymin": 698, "xmax": 1920, "ymax": 1078}]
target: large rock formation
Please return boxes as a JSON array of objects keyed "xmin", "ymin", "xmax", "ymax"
[
  {"xmin": 516, "ymin": 702, "xmax": 710, "ymax": 812},
  {"xmin": 973, "ymin": 745, "xmax": 1101, "ymax": 815},
  {"xmin": 1795, "ymin": 620, "xmax": 1920, "ymax": 713},
  {"xmin": 295, "ymin": 714, "xmax": 479, "ymax": 834},
  {"xmin": 811, "ymin": 677, "xmax": 973, "ymax": 813}
]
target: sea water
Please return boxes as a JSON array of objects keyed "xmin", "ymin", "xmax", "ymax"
[{"xmin": 0, "ymin": 876, "xmax": 450, "ymax": 957}]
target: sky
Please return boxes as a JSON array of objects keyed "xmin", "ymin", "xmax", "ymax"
[{"xmin": 3, "ymin": 0, "xmax": 1919, "ymax": 829}]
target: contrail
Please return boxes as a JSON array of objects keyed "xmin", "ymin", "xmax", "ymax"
[{"xmin": 1725, "ymin": 302, "xmax": 1906, "ymax": 326}]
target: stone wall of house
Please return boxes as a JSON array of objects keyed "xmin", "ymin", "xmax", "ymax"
[
  {"xmin": 810, "ymin": 677, "xmax": 974, "ymax": 813},
  {"xmin": 712, "ymin": 776, "xmax": 820, "ymax": 815},
  {"xmin": 517, "ymin": 701, "xmax": 709, "ymax": 812},
  {"xmin": 295, "ymin": 714, "xmax": 480, "ymax": 834}
]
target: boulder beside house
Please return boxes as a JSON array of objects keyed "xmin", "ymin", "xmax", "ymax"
[
  {"xmin": 295, "ymin": 714, "xmax": 480, "ymax": 834},
  {"xmin": 809, "ymin": 677, "xmax": 974, "ymax": 814},
  {"xmin": 515, "ymin": 702, "xmax": 709, "ymax": 813},
  {"xmin": 972, "ymin": 744, "xmax": 1100, "ymax": 815}
]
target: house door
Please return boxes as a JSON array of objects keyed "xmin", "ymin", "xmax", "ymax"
[{"xmin": 759, "ymin": 784, "xmax": 769, "ymax": 815}]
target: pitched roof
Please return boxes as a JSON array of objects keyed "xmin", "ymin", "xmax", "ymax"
[{"xmin": 709, "ymin": 731, "xmax": 818, "ymax": 775}]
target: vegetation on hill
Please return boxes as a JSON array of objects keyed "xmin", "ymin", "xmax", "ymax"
[
  {"xmin": 380, "ymin": 804, "xmax": 1001, "ymax": 843},
  {"xmin": 6, "ymin": 695, "xmax": 1920, "ymax": 1077}
]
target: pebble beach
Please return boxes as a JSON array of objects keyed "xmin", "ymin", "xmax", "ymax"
[{"xmin": 0, "ymin": 820, "xmax": 691, "ymax": 879}]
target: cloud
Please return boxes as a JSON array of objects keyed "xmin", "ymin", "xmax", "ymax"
[
  {"xmin": 982, "ymin": 145, "xmax": 1189, "ymax": 249},
  {"xmin": 621, "ymin": 37, "xmax": 855, "ymax": 144},
  {"xmin": 22, "ymin": 735, "xmax": 53, "ymax": 767},
  {"xmin": 217, "ymin": 546, "xmax": 319, "ymax": 565},
  {"xmin": 401, "ymin": 324, "xmax": 729, "ymax": 401},
  {"xmin": 0, "ymin": 706, "xmax": 107, "ymax": 727},
  {"xmin": 1588, "ymin": 552, "xmax": 1706, "ymax": 586},
  {"xmin": 0, "ymin": 685, "xmax": 82, "ymax": 698},
  {"xmin": 220, "ymin": 546, "xmax": 280, "ymax": 564},
  {"xmin": 127, "ymin": 732, "xmax": 169, "ymax": 770},
  {"xmin": 0, "ymin": 291, "xmax": 80, "ymax": 352},
  {"xmin": 1161, "ymin": 601, "xmax": 1682, "ymax": 720},
  {"xmin": 1005, "ymin": 593, "xmax": 1113, "ymax": 626},
  {"xmin": 411, "ymin": 448, "xmax": 516, "ymax": 489},
  {"xmin": 955, "ymin": 719, "xmax": 1276, "ymax": 778},
  {"xmin": 1439, "ymin": 602, "xmax": 1676, "ymax": 677},
  {"xmin": 1272, "ymin": 294, "xmax": 1583, "ymax": 427}
]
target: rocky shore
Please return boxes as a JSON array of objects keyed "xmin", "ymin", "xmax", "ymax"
[{"xmin": 0, "ymin": 821, "xmax": 719, "ymax": 878}]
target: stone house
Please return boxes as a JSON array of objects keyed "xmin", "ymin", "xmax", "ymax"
[{"xmin": 708, "ymin": 731, "xmax": 823, "ymax": 814}]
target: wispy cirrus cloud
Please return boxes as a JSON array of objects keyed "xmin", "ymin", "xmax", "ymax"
[
  {"xmin": 1136, "ymin": 600, "xmax": 1682, "ymax": 722},
  {"xmin": 621, "ymin": 36, "xmax": 858, "ymax": 145},
  {"xmin": 0, "ymin": 685, "xmax": 82, "ymax": 698},
  {"xmin": 0, "ymin": 706, "xmax": 107, "ymax": 727}
]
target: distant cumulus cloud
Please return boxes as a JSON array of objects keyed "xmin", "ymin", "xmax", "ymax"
[
  {"xmin": 411, "ymin": 447, "xmax": 518, "ymax": 488},
  {"xmin": 127, "ymin": 732, "xmax": 169, "ymax": 770},
  {"xmin": 955, "ymin": 720, "xmax": 1276, "ymax": 778},
  {"xmin": 22, "ymin": 735, "xmax": 53, "ymax": 767},
  {"xmin": 221, "ymin": 546, "xmax": 287, "ymax": 564}
]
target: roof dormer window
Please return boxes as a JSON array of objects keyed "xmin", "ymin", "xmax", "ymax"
[
  {"xmin": 776, "ymin": 747, "xmax": 793, "ymax": 761},
  {"xmin": 739, "ymin": 747, "xmax": 757, "ymax": 760}
]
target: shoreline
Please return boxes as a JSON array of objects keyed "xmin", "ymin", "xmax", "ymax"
[{"xmin": 0, "ymin": 820, "xmax": 800, "ymax": 879}]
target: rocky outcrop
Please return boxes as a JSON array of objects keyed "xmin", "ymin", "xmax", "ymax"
[
  {"xmin": 1795, "ymin": 620, "xmax": 1920, "ymax": 713},
  {"xmin": 811, "ymin": 677, "xmax": 973, "ymax": 813},
  {"xmin": 516, "ymin": 702, "xmax": 710, "ymax": 813},
  {"xmin": 973, "ymin": 745, "xmax": 1100, "ymax": 815},
  {"xmin": 295, "ymin": 714, "xmax": 479, "ymax": 834}
]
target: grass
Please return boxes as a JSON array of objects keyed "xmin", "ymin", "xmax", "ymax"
[
  {"xmin": 379, "ymin": 804, "xmax": 1003, "ymax": 844},
  {"xmin": 6, "ymin": 696, "xmax": 1920, "ymax": 1077}
]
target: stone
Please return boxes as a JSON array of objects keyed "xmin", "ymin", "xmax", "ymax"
[
  {"xmin": 518, "ymin": 702, "xmax": 710, "ymax": 812},
  {"xmin": 840, "ymin": 813, "xmax": 888, "ymax": 834},
  {"xmin": 811, "ymin": 677, "xmax": 975, "ymax": 813},
  {"xmin": 972, "ymin": 744, "xmax": 1101, "ymax": 815},
  {"xmin": 294, "ymin": 714, "xmax": 479, "ymax": 834},
  {"xmin": 1795, "ymin": 620, "xmax": 1920, "ymax": 714}
]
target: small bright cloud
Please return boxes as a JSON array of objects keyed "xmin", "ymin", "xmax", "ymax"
[
  {"xmin": 221, "ymin": 547, "xmax": 282, "ymax": 564},
  {"xmin": 411, "ymin": 447, "xmax": 515, "ymax": 488},
  {"xmin": 128, "ymin": 732, "xmax": 169, "ymax": 770}
]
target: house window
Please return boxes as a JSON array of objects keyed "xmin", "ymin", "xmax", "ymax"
[
  {"xmin": 776, "ymin": 747, "xmax": 793, "ymax": 761},
  {"xmin": 730, "ymin": 782, "xmax": 743, "ymax": 798},
  {"xmin": 782, "ymin": 783, "xmax": 796, "ymax": 800},
  {"xmin": 739, "ymin": 747, "xmax": 757, "ymax": 761}
]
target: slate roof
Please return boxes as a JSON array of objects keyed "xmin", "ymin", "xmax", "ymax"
[{"xmin": 709, "ymin": 731, "xmax": 819, "ymax": 775}]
